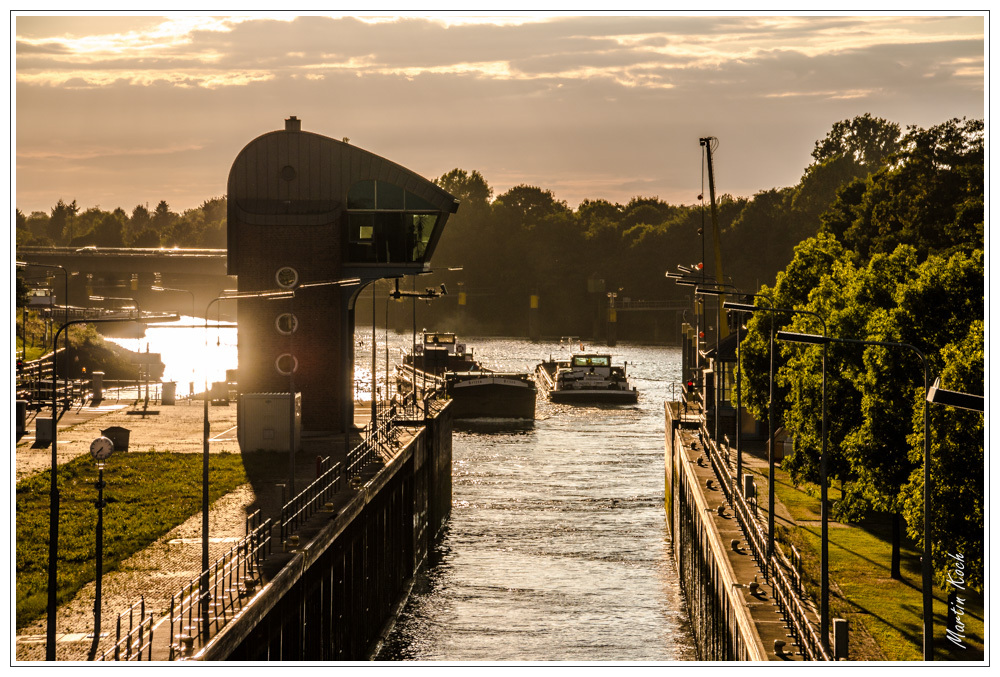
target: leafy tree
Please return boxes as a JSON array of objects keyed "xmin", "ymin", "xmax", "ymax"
[
  {"xmin": 901, "ymin": 320, "xmax": 984, "ymax": 589},
  {"xmin": 493, "ymin": 184, "xmax": 570, "ymax": 227},
  {"xmin": 738, "ymin": 233, "xmax": 852, "ymax": 461},
  {"xmin": 891, "ymin": 251, "xmax": 984, "ymax": 587},
  {"xmin": 46, "ymin": 199, "xmax": 78, "ymax": 244},
  {"xmin": 92, "ymin": 209, "xmax": 128, "ymax": 247},
  {"xmin": 810, "ymin": 113, "xmax": 902, "ymax": 168},
  {"xmin": 16, "ymin": 271, "xmax": 31, "ymax": 308},
  {"xmin": 577, "ymin": 198, "xmax": 622, "ymax": 228},
  {"xmin": 24, "ymin": 211, "xmax": 51, "ymax": 242},
  {"xmin": 436, "ymin": 168, "xmax": 492, "ymax": 206},
  {"xmin": 822, "ymin": 118, "xmax": 983, "ymax": 260},
  {"xmin": 68, "ymin": 207, "xmax": 106, "ymax": 246},
  {"xmin": 150, "ymin": 200, "xmax": 177, "ymax": 239},
  {"xmin": 433, "ymin": 169, "xmax": 493, "ymax": 271}
]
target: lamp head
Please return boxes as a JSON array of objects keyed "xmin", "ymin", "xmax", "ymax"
[{"xmin": 776, "ymin": 330, "xmax": 827, "ymax": 345}]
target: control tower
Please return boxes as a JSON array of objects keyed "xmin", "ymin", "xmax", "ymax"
[{"xmin": 227, "ymin": 117, "xmax": 459, "ymax": 435}]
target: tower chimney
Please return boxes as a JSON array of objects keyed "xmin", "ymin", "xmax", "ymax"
[{"xmin": 285, "ymin": 116, "xmax": 301, "ymax": 132}]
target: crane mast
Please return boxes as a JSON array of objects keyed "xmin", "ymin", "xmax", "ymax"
[{"xmin": 699, "ymin": 136, "xmax": 729, "ymax": 338}]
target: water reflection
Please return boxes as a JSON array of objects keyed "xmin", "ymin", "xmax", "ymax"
[{"xmin": 104, "ymin": 315, "xmax": 237, "ymax": 394}]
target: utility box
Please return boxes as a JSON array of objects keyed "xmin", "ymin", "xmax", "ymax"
[
  {"xmin": 238, "ymin": 393, "xmax": 301, "ymax": 452},
  {"xmin": 16, "ymin": 400, "xmax": 27, "ymax": 439},
  {"xmin": 91, "ymin": 371, "xmax": 104, "ymax": 401},
  {"xmin": 35, "ymin": 417, "xmax": 54, "ymax": 445},
  {"xmin": 161, "ymin": 381, "xmax": 176, "ymax": 405}
]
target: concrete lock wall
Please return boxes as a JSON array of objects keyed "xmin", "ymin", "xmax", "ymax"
[
  {"xmin": 204, "ymin": 407, "xmax": 453, "ymax": 661},
  {"xmin": 665, "ymin": 403, "xmax": 767, "ymax": 661}
]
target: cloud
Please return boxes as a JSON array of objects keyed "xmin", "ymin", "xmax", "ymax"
[{"xmin": 13, "ymin": 14, "xmax": 984, "ymax": 213}]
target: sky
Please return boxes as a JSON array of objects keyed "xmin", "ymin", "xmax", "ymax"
[{"xmin": 11, "ymin": 11, "xmax": 986, "ymax": 217}]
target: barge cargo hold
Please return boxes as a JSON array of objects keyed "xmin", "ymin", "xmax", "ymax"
[
  {"xmin": 535, "ymin": 353, "xmax": 638, "ymax": 404},
  {"xmin": 397, "ymin": 332, "xmax": 537, "ymax": 419}
]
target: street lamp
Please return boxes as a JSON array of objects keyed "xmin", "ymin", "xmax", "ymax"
[
  {"xmin": 926, "ymin": 378, "xmax": 984, "ymax": 411},
  {"xmin": 151, "ymin": 285, "xmax": 196, "ymax": 317},
  {"xmin": 777, "ymin": 330, "xmax": 933, "ymax": 661},
  {"xmin": 721, "ymin": 296, "xmax": 776, "ymax": 577},
  {"xmin": 46, "ymin": 312, "xmax": 177, "ymax": 661},
  {"xmin": 764, "ymin": 310, "xmax": 829, "ymax": 647},
  {"xmin": 201, "ymin": 289, "xmax": 294, "ymax": 637}
]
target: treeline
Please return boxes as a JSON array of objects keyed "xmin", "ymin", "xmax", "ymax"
[
  {"xmin": 16, "ymin": 197, "xmax": 227, "ymax": 249},
  {"xmin": 735, "ymin": 116, "xmax": 983, "ymax": 588},
  {"xmin": 429, "ymin": 114, "xmax": 964, "ymax": 336}
]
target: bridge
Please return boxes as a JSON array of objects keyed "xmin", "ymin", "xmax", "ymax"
[
  {"xmin": 16, "ymin": 246, "xmax": 233, "ymax": 314},
  {"xmin": 15, "ymin": 247, "xmax": 227, "ymax": 276}
]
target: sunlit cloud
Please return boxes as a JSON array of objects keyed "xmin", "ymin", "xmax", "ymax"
[
  {"xmin": 13, "ymin": 13, "xmax": 984, "ymax": 215},
  {"xmin": 18, "ymin": 142, "xmax": 206, "ymax": 161},
  {"xmin": 18, "ymin": 69, "xmax": 275, "ymax": 89}
]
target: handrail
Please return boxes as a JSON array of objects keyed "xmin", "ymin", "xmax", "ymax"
[
  {"xmin": 167, "ymin": 514, "xmax": 271, "ymax": 660},
  {"xmin": 280, "ymin": 459, "xmax": 343, "ymax": 542},
  {"xmin": 95, "ymin": 597, "xmax": 154, "ymax": 661},
  {"xmin": 699, "ymin": 422, "xmax": 831, "ymax": 661}
]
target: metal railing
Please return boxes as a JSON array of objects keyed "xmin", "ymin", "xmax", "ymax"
[
  {"xmin": 95, "ymin": 597, "xmax": 154, "ymax": 661},
  {"xmin": 280, "ymin": 457, "xmax": 344, "ymax": 543},
  {"xmin": 700, "ymin": 423, "xmax": 831, "ymax": 661},
  {"xmin": 15, "ymin": 350, "xmax": 94, "ymax": 406},
  {"xmin": 345, "ymin": 400, "xmax": 405, "ymax": 481},
  {"xmin": 109, "ymin": 387, "xmax": 438, "ymax": 660},
  {"xmin": 167, "ymin": 512, "xmax": 272, "ymax": 660}
]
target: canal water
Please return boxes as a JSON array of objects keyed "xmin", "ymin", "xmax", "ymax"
[
  {"xmin": 373, "ymin": 337, "xmax": 696, "ymax": 662},
  {"xmin": 113, "ymin": 322, "xmax": 697, "ymax": 662}
]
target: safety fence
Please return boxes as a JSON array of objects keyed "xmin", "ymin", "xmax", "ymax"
[
  {"xmin": 280, "ymin": 457, "xmax": 344, "ymax": 543},
  {"xmin": 699, "ymin": 423, "xmax": 831, "ymax": 661},
  {"xmin": 168, "ymin": 511, "xmax": 272, "ymax": 660},
  {"xmin": 95, "ymin": 597, "xmax": 154, "ymax": 661},
  {"xmin": 99, "ymin": 387, "xmax": 436, "ymax": 660}
]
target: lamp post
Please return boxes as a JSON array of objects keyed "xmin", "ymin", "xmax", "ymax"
[
  {"xmin": 761, "ymin": 309, "xmax": 828, "ymax": 647},
  {"xmin": 777, "ymin": 330, "xmax": 932, "ymax": 661},
  {"xmin": 202, "ymin": 289, "xmax": 294, "ymax": 637},
  {"xmin": 926, "ymin": 378, "xmax": 984, "ymax": 411},
  {"xmin": 46, "ymin": 313, "xmax": 176, "ymax": 661},
  {"xmin": 716, "ymin": 296, "xmax": 775, "ymax": 578},
  {"xmin": 694, "ymin": 283, "xmax": 739, "ymax": 450},
  {"xmin": 151, "ymin": 285, "xmax": 196, "ymax": 317}
]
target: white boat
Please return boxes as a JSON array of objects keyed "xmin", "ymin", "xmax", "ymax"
[{"xmin": 535, "ymin": 353, "xmax": 638, "ymax": 404}]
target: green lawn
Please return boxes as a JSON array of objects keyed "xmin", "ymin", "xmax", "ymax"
[
  {"xmin": 764, "ymin": 467, "xmax": 984, "ymax": 661},
  {"xmin": 15, "ymin": 451, "xmax": 250, "ymax": 629}
]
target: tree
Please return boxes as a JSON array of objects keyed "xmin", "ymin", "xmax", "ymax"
[
  {"xmin": 68, "ymin": 207, "xmax": 105, "ymax": 246},
  {"xmin": 810, "ymin": 114, "xmax": 902, "ymax": 167},
  {"xmin": 902, "ymin": 320, "xmax": 983, "ymax": 589},
  {"xmin": 436, "ymin": 168, "xmax": 492, "ymax": 207},
  {"xmin": 150, "ymin": 200, "xmax": 177, "ymax": 239},
  {"xmin": 892, "ymin": 251, "xmax": 984, "ymax": 587},
  {"xmin": 92, "ymin": 209, "xmax": 127, "ymax": 247},
  {"xmin": 822, "ymin": 118, "xmax": 983, "ymax": 261},
  {"xmin": 47, "ymin": 199, "xmax": 78, "ymax": 244}
]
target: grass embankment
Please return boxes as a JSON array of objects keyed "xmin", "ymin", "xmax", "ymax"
[
  {"xmin": 16, "ymin": 311, "xmax": 53, "ymax": 362},
  {"xmin": 751, "ymin": 465, "xmax": 985, "ymax": 661},
  {"xmin": 15, "ymin": 451, "xmax": 249, "ymax": 630},
  {"xmin": 15, "ymin": 311, "xmax": 163, "ymax": 380}
]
